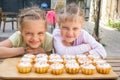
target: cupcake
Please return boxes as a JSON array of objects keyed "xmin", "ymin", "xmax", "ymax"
[
  {"xmin": 88, "ymin": 54, "xmax": 101, "ymax": 60},
  {"xmin": 93, "ymin": 59, "xmax": 106, "ymax": 65},
  {"xmin": 63, "ymin": 54, "xmax": 75, "ymax": 60},
  {"xmin": 49, "ymin": 54, "xmax": 61, "ymax": 59},
  {"xmin": 16, "ymin": 62, "xmax": 32, "ymax": 73},
  {"xmin": 49, "ymin": 58, "xmax": 63, "ymax": 64},
  {"xmin": 49, "ymin": 54, "xmax": 63, "ymax": 64},
  {"xmin": 64, "ymin": 59, "xmax": 77, "ymax": 65},
  {"xmin": 50, "ymin": 63, "xmax": 64, "ymax": 75},
  {"xmin": 78, "ymin": 58, "xmax": 92, "ymax": 65},
  {"xmin": 34, "ymin": 54, "xmax": 48, "ymax": 63},
  {"xmin": 34, "ymin": 57, "xmax": 48, "ymax": 63},
  {"xmin": 76, "ymin": 54, "xmax": 87, "ymax": 60},
  {"xmin": 81, "ymin": 64, "xmax": 95, "ymax": 75},
  {"xmin": 34, "ymin": 62, "xmax": 49, "ymax": 74},
  {"xmin": 20, "ymin": 57, "xmax": 33, "ymax": 63},
  {"xmin": 36, "ymin": 54, "xmax": 48, "ymax": 59},
  {"xmin": 65, "ymin": 62, "xmax": 80, "ymax": 74},
  {"xmin": 96, "ymin": 63, "xmax": 111, "ymax": 74},
  {"xmin": 23, "ymin": 54, "xmax": 35, "ymax": 60}
]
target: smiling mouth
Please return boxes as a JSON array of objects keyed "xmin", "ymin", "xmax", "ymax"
[
  {"xmin": 29, "ymin": 41, "xmax": 40, "ymax": 44},
  {"xmin": 66, "ymin": 36, "xmax": 73, "ymax": 38}
]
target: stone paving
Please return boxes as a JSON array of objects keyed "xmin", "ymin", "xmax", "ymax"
[
  {"xmin": 0, "ymin": 21, "xmax": 120, "ymax": 57},
  {"xmin": 84, "ymin": 22, "xmax": 120, "ymax": 57}
]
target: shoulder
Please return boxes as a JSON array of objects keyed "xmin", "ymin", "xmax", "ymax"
[
  {"xmin": 81, "ymin": 29, "xmax": 89, "ymax": 34},
  {"xmin": 41, "ymin": 32, "xmax": 53, "ymax": 52},
  {"xmin": 12, "ymin": 31, "xmax": 21, "ymax": 35},
  {"xmin": 80, "ymin": 29, "xmax": 91, "ymax": 36},
  {"xmin": 9, "ymin": 31, "xmax": 22, "ymax": 39},
  {"xmin": 45, "ymin": 32, "xmax": 53, "ymax": 39},
  {"xmin": 44, "ymin": 32, "xmax": 53, "ymax": 42},
  {"xmin": 8, "ymin": 31, "xmax": 23, "ymax": 47}
]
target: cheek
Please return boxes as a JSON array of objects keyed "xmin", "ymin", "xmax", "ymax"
[
  {"xmin": 22, "ymin": 36, "xmax": 30, "ymax": 42},
  {"xmin": 21, "ymin": 34, "xmax": 31, "ymax": 42},
  {"xmin": 21, "ymin": 34, "xmax": 26, "ymax": 41},
  {"xmin": 61, "ymin": 30, "xmax": 66, "ymax": 37},
  {"xmin": 39, "ymin": 35, "xmax": 45, "ymax": 41},
  {"xmin": 74, "ymin": 30, "xmax": 81, "ymax": 37}
]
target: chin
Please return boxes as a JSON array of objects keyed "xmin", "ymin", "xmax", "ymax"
[
  {"xmin": 29, "ymin": 45, "xmax": 40, "ymax": 49},
  {"xmin": 65, "ymin": 39, "xmax": 75, "ymax": 43}
]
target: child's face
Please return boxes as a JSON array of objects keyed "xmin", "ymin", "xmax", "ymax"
[
  {"xmin": 20, "ymin": 20, "xmax": 46, "ymax": 49},
  {"xmin": 60, "ymin": 21, "xmax": 82, "ymax": 43}
]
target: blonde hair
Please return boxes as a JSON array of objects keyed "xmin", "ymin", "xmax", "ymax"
[
  {"xmin": 58, "ymin": 3, "xmax": 85, "ymax": 26},
  {"xmin": 18, "ymin": 6, "xmax": 46, "ymax": 30}
]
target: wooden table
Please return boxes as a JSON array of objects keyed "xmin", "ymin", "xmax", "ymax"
[
  {"xmin": 0, "ymin": 56, "xmax": 119, "ymax": 80},
  {"xmin": 106, "ymin": 56, "xmax": 120, "ymax": 80}
]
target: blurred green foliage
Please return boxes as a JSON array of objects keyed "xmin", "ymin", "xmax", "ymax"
[{"xmin": 108, "ymin": 19, "xmax": 120, "ymax": 31}]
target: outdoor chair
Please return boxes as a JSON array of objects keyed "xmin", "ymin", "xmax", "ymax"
[
  {"xmin": 0, "ymin": 8, "xmax": 3, "ymax": 29},
  {"xmin": 0, "ymin": 8, "xmax": 18, "ymax": 32}
]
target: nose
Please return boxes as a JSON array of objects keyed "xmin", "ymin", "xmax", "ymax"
[
  {"xmin": 67, "ymin": 29, "xmax": 73, "ymax": 35},
  {"xmin": 32, "ymin": 34, "xmax": 39, "ymax": 41}
]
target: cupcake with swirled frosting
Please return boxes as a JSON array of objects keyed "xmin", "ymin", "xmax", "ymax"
[
  {"xmin": 50, "ymin": 63, "xmax": 64, "ymax": 75},
  {"xmin": 34, "ymin": 54, "xmax": 48, "ymax": 63},
  {"xmin": 78, "ymin": 58, "xmax": 92, "ymax": 65},
  {"xmin": 49, "ymin": 54, "xmax": 63, "ymax": 64},
  {"xmin": 49, "ymin": 54, "xmax": 61, "ymax": 59},
  {"xmin": 34, "ymin": 62, "xmax": 49, "ymax": 73},
  {"xmin": 76, "ymin": 54, "xmax": 87, "ymax": 60},
  {"xmin": 88, "ymin": 54, "xmax": 101, "ymax": 60},
  {"xmin": 23, "ymin": 54, "xmax": 35, "ymax": 60},
  {"xmin": 93, "ymin": 59, "xmax": 106, "ymax": 65},
  {"xmin": 96, "ymin": 63, "xmax": 111, "ymax": 74},
  {"xmin": 65, "ymin": 62, "xmax": 80, "ymax": 74},
  {"xmin": 36, "ymin": 54, "xmax": 48, "ymax": 59},
  {"xmin": 81, "ymin": 64, "xmax": 95, "ymax": 75},
  {"xmin": 16, "ymin": 62, "xmax": 32, "ymax": 73},
  {"xmin": 20, "ymin": 57, "xmax": 33, "ymax": 63},
  {"xmin": 63, "ymin": 54, "xmax": 75, "ymax": 60}
]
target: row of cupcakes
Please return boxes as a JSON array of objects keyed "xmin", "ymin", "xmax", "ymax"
[
  {"xmin": 18, "ymin": 53, "xmax": 104, "ymax": 64},
  {"xmin": 16, "ymin": 53, "xmax": 111, "ymax": 75}
]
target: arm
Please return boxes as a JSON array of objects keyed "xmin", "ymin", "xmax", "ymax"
[
  {"xmin": 25, "ymin": 46, "xmax": 45, "ymax": 54},
  {"xmin": 53, "ymin": 28, "xmax": 91, "ymax": 55},
  {"xmin": 54, "ymin": 37, "xmax": 90, "ymax": 55},
  {"xmin": 0, "ymin": 39, "xmax": 25, "ymax": 58},
  {"xmin": 83, "ymin": 30, "xmax": 107, "ymax": 59},
  {"xmin": 25, "ymin": 47, "xmax": 52, "ymax": 55}
]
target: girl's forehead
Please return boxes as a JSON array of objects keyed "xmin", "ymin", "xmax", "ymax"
[
  {"xmin": 60, "ymin": 19, "xmax": 83, "ymax": 28},
  {"xmin": 62, "ymin": 20, "xmax": 82, "ymax": 26},
  {"xmin": 23, "ymin": 19, "xmax": 45, "ymax": 23},
  {"xmin": 20, "ymin": 19, "xmax": 46, "ymax": 30},
  {"xmin": 21, "ymin": 19, "xmax": 45, "ymax": 26}
]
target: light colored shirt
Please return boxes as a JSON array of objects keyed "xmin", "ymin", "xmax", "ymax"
[
  {"xmin": 9, "ymin": 31, "xmax": 53, "ymax": 52},
  {"xmin": 53, "ymin": 27, "xmax": 107, "ymax": 59}
]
